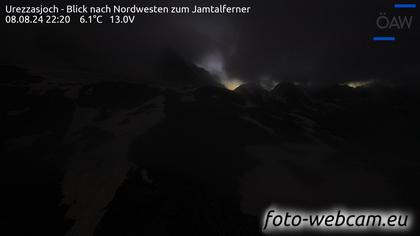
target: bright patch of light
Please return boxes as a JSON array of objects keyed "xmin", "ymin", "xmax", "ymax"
[
  {"xmin": 197, "ymin": 51, "xmax": 243, "ymax": 90},
  {"xmin": 197, "ymin": 52, "xmax": 225, "ymax": 76},
  {"xmin": 222, "ymin": 79, "xmax": 244, "ymax": 91},
  {"xmin": 343, "ymin": 81, "xmax": 373, "ymax": 89}
]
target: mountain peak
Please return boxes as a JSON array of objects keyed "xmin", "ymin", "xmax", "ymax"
[
  {"xmin": 272, "ymin": 82, "xmax": 311, "ymax": 105},
  {"xmin": 235, "ymin": 82, "xmax": 272, "ymax": 105},
  {"xmin": 155, "ymin": 50, "xmax": 217, "ymax": 88}
]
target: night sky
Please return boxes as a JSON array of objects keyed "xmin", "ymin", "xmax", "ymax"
[{"xmin": 2, "ymin": 0, "xmax": 419, "ymax": 86}]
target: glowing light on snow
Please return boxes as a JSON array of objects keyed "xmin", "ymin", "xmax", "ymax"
[
  {"xmin": 343, "ymin": 80, "xmax": 374, "ymax": 89},
  {"xmin": 221, "ymin": 79, "xmax": 243, "ymax": 91},
  {"xmin": 197, "ymin": 51, "xmax": 243, "ymax": 90}
]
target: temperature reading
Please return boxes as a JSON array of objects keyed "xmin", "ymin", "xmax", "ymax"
[{"xmin": 80, "ymin": 15, "xmax": 103, "ymax": 24}]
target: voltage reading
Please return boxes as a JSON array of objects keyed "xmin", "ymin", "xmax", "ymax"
[{"xmin": 110, "ymin": 15, "xmax": 135, "ymax": 24}]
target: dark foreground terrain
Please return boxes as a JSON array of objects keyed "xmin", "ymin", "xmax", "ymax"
[{"xmin": 1, "ymin": 62, "xmax": 419, "ymax": 235}]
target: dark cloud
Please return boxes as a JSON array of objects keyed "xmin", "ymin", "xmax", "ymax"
[{"xmin": 2, "ymin": 0, "xmax": 419, "ymax": 85}]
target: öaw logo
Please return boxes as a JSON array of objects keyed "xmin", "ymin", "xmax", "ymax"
[{"xmin": 373, "ymin": 3, "xmax": 416, "ymax": 41}]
